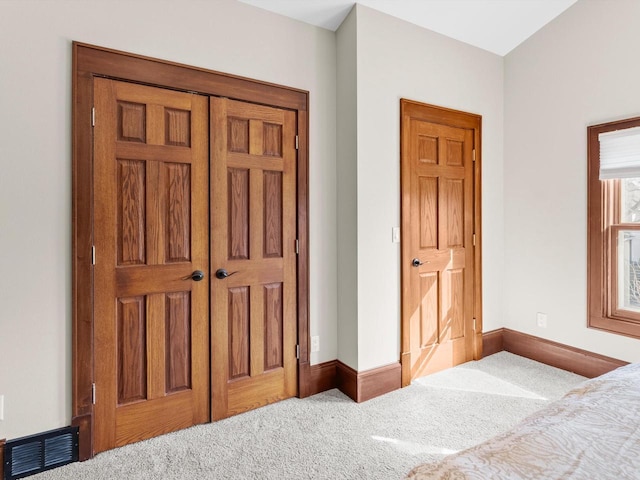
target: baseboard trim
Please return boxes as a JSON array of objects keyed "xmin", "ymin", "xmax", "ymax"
[
  {"xmin": 482, "ymin": 328, "xmax": 504, "ymax": 357},
  {"xmin": 483, "ymin": 328, "xmax": 628, "ymax": 378},
  {"xmin": 357, "ymin": 363, "xmax": 402, "ymax": 402},
  {"xmin": 308, "ymin": 360, "xmax": 337, "ymax": 397},
  {"xmin": 335, "ymin": 361, "xmax": 357, "ymax": 401},
  {"xmin": 336, "ymin": 361, "xmax": 401, "ymax": 402},
  {"xmin": 72, "ymin": 413, "xmax": 92, "ymax": 461}
]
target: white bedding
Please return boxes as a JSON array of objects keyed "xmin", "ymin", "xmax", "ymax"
[{"xmin": 406, "ymin": 362, "xmax": 640, "ymax": 479}]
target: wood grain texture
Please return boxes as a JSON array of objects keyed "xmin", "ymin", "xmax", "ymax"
[
  {"xmin": 419, "ymin": 272, "xmax": 438, "ymax": 347},
  {"xmin": 400, "ymin": 99, "xmax": 480, "ymax": 386},
  {"xmin": 336, "ymin": 361, "xmax": 401, "ymax": 403},
  {"xmin": 74, "ymin": 44, "xmax": 309, "ymax": 455},
  {"xmin": 418, "ymin": 135, "xmax": 438, "ymax": 164},
  {"xmin": 446, "ymin": 139, "xmax": 463, "ymax": 166},
  {"xmin": 249, "ymin": 119, "xmax": 263, "ymax": 156},
  {"xmin": 445, "ymin": 179, "xmax": 464, "ymax": 248},
  {"xmin": 114, "ymin": 391, "xmax": 194, "ymax": 447},
  {"xmin": 117, "ymin": 101, "xmax": 145, "ymax": 143},
  {"xmin": 93, "ymin": 79, "xmax": 209, "ymax": 454},
  {"xmin": 165, "ymin": 163, "xmax": 191, "ymax": 262},
  {"xmin": 165, "ymin": 108, "xmax": 190, "ymax": 147},
  {"xmin": 335, "ymin": 361, "xmax": 358, "ymax": 402},
  {"xmin": 228, "ymin": 168, "xmax": 250, "ymax": 260},
  {"xmin": 308, "ymin": 360, "xmax": 337, "ymax": 396},
  {"xmin": 419, "ymin": 176, "xmax": 437, "ymax": 249},
  {"xmin": 296, "ymin": 101, "xmax": 310, "ymax": 389},
  {"xmin": 211, "ymin": 98, "xmax": 298, "ymax": 420},
  {"xmin": 263, "ymin": 123, "xmax": 283, "ymax": 157},
  {"xmin": 228, "ymin": 287, "xmax": 250, "ymax": 380},
  {"xmin": 228, "ymin": 117, "xmax": 249, "ymax": 153},
  {"xmin": 264, "ymin": 283, "xmax": 283, "ymax": 370},
  {"xmin": 72, "ymin": 45, "xmax": 96, "ymax": 441},
  {"xmin": 445, "ymin": 269, "xmax": 464, "ymax": 340},
  {"xmin": 165, "ymin": 291, "xmax": 191, "ymax": 393},
  {"xmin": 482, "ymin": 328, "xmax": 504, "ymax": 357},
  {"xmin": 357, "ymin": 363, "xmax": 402, "ymax": 403},
  {"xmin": 117, "ymin": 160, "xmax": 146, "ymax": 266},
  {"xmin": 75, "ymin": 43, "xmax": 307, "ymax": 111},
  {"xmin": 117, "ymin": 296, "xmax": 147, "ymax": 404},
  {"xmin": 264, "ymin": 171, "xmax": 283, "ymax": 258}
]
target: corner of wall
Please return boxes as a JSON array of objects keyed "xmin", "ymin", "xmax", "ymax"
[{"xmin": 336, "ymin": 5, "xmax": 359, "ymax": 370}]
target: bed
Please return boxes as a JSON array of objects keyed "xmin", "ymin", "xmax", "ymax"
[{"xmin": 406, "ymin": 362, "xmax": 640, "ymax": 479}]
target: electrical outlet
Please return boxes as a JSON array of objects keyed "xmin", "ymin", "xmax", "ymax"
[
  {"xmin": 311, "ymin": 336, "xmax": 320, "ymax": 353},
  {"xmin": 0, "ymin": 395, "xmax": 4, "ymax": 421},
  {"xmin": 536, "ymin": 312, "xmax": 548, "ymax": 328}
]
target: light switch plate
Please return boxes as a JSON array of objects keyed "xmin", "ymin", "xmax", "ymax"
[{"xmin": 392, "ymin": 227, "xmax": 400, "ymax": 243}]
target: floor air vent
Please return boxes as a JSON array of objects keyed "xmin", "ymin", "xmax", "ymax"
[{"xmin": 4, "ymin": 426, "xmax": 78, "ymax": 480}]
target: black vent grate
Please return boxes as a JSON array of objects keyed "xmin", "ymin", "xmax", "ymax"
[{"xmin": 4, "ymin": 426, "xmax": 78, "ymax": 480}]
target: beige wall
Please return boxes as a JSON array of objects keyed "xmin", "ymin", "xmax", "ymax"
[
  {"xmin": 504, "ymin": 0, "xmax": 640, "ymax": 362},
  {"xmin": 352, "ymin": 6, "xmax": 505, "ymax": 370},
  {"xmin": 336, "ymin": 7, "xmax": 359, "ymax": 369},
  {"xmin": 3, "ymin": 0, "xmax": 638, "ymax": 444},
  {"xmin": 0, "ymin": 0, "xmax": 337, "ymax": 440}
]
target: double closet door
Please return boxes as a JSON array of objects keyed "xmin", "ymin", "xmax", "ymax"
[{"xmin": 92, "ymin": 78, "xmax": 297, "ymax": 453}]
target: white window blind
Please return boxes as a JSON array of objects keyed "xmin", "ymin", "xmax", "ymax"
[{"xmin": 599, "ymin": 126, "xmax": 640, "ymax": 180}]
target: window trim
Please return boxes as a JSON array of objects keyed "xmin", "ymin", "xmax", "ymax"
[{"xmin": 588, "ymin": 116, "xmax": 640, "ymax": 339}]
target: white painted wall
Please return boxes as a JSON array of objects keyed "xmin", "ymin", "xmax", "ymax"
[
  {"xmin": 336, "ymin": 7, "xmax": 359, "ymax": 369},
  {"xmin": 353, "ymin": 6, "xmax": 505, "ymax": 370},
  {"xmin": 0, "ymin": 0, "xmax": 337, "ymax": 440},
  {"xmin": 504, "ymin": 0, "xmax": 640, "ymax": 362}
]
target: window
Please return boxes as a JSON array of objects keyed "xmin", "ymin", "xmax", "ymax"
[{"xmin": 588, "ymin": 116, "xmax": 640, "ymax": 338}]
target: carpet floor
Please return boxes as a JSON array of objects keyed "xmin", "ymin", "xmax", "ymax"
[{"xmin": 32, "ymin": 352, "xmax": 586, "ymax": 479}]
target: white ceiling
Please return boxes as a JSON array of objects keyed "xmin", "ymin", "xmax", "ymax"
[{"xmin": 238, "ymin": 0, "xmax": 578, "ymax": 56}]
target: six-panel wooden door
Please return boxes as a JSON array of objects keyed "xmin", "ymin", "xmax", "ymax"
[
  {"xmin": 401, "ymin": 104, "xmax": 477, "ymax": 383},
  {"xmin": 210, "ymin": 98, "xmax": 298, "ymax": 420},
  {"xmin": 93, "ymin": 79, "xmax": 210, "ymax": 452}
]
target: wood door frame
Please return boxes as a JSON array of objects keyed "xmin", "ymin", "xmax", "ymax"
[
  {"xmin": 72, "ymin": 42, "xmax": 310, "ymax": 459},
  {"xmin": 399, "ymin": 99, "xmax": 483, "ymax": 387}
]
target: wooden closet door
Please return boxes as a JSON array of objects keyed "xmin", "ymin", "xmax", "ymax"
[
  {"xmin": 210, "ymin": 98, "xmax": 297, "ymax": 420},
  {"xmin": 93, "ymin": 78, "xmax": 209, "ymax": 452}
]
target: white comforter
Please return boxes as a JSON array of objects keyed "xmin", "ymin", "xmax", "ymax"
[{"xmin": 407, "ymin": 362, "xmax": 640, "ymax": 479}]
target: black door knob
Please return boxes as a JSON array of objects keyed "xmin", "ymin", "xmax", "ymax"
[
  {"xmin": 215, "ymin": 268, "xmax": 238, "ymax": 280},
  {"xmin": 412, "ymin": 258, "xmax": 423, "ymax": 267},
  {"xmin": 190, "ymin": 270, "xmax": 205, "ymax": 281}
]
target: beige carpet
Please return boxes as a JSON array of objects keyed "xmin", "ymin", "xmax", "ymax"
[{"xmin": 32, "ymin": 352, "xmax": 586, "ymax": 479}]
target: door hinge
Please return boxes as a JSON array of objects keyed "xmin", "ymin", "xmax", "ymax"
[
  {"xmin": 91, "ymin": 383, "xmax": 96, "ymax": 404},
  {"xmin": 295, "ymin": 239, "xmax": 299, "ymax": 255},
  {"xmin": 472, "ymin": 149, "xmax": 476, "ymax": 162},
  {"xmin": 91, "ymin": 107, "xmax": 95, "ymax": 127},
  {"xmin": 296, "ymin": 345, "xmax": 300, "ymax": 359},
  {"xmin": 473, "ymin": 318, "xmax": 477, "ymax": 331},
  {"xmin": 295, "ymin": 135, "xmax": 299, "ymax": 150},
  {"xmin": 473, "ymin": 234, "xmax": 476, "ymax": 246},
  {"xmin": 91, "ymin": 245, "xmax": 96, "ymax": 265}
]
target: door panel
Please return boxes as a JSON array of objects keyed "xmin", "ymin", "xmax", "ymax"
[
  {"xmin": 93, "ymin": 78, "xmax": 209, "ymax": 453},
  {"xmin": 211, "ymin": 98, "xmax": 297, "ymax": 420},
  {"xmin": 401, "ymin": 105, "xmax": 477, "ymax": 383}
]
